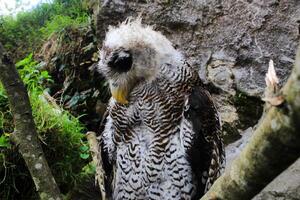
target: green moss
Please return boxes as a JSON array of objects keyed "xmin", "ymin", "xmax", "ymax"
[
  {"xmin": 222, "ymin": 122, "xmax": 241, "ymax": 144},
  {"xmin": 233, "ymin": 91, "xmax": 264, "ymax": 130},
  {"xmin": 30, "ymin": 91, "xmax": 89, "ymax": 193}
]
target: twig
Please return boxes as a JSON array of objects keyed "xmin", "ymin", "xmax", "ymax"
[{"xmin": 86, "ymin": 131, "xmax": 107, "ymax": 200}]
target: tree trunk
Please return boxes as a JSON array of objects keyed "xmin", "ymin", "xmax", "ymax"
[
  {"xmin": 200, "ymin": 47, "xmax": 300, "ymax": 199},
  {"xmin": 0, "ymin": 44, "xmax": 62, "ymax": 200}
]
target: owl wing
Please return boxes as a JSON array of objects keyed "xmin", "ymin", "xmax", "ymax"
[
  {"xmin": 98, "ymin": 108, "xmax": 114, "ymax": 199},
  {"xmin": 184, "ymin": 85, "xmax": 225, "ymax": 199}
]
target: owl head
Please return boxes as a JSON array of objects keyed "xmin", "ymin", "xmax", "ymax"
[{"xmin": 98, "ymin": 18, "xmax": 183, "ymax": 104}]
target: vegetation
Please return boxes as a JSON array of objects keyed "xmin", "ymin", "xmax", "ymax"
[
  {"xmin": 0, "ymin": 2, "xmax": 96, "ymax": 197},
  {"xmin": 0, "ymin": 0, "xmax": 89, "ymax": 60},
  {"xmin": 0, "ymin": 53, "xmax": 92, "ymax": 199}
]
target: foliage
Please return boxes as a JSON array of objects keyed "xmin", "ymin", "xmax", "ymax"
[
  {"xmin": 0, "ymin": 0, "xmax": 89, "ymax": 60},
  {"xmin": 40, "ymin": 14, "xmax": 88, "ymax": 39},
  {"xmin": 79, "ymin": 144, "xmax": 90, "ymax": 160},
  {"xmin": 0, "ymin": 135, "xmax": 10, "ymax": 149},
  {"xmin": 0, "ymin": 83, "xmax": 12, "ymax": 139},
  {"xmin": 0, "ymin": 54, "xmax": 91, "ymax": 199},
  {"xmin": 0, "ymin": 1, "xmax": 93, "ymax": 198},
  {"xmin": 16, "ymin": 53, "xmax": 52, "ymax": 91},
  {"xmin": 64, "ymin": 162, "xmax": 99, "ymax": 200},
  {"xmin": 30, "ymin": 91, "xmax": 89, "ymax": 194}
]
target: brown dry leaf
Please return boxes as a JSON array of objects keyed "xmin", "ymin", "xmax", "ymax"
[
  {"xmin": 262, "ymin": 95, "xmax": 285, "ymax": 106},
  {"xmin": 265, "ymin": 59, "xmax": 279, "ymax": 90},
  {"xmin": 263, "ymin": 59, "xmax": 285, "ymax": 106}
]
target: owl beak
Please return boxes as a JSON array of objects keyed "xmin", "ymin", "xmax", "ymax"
[{"xmin": 110, "ymin": 83, "xmax": 129, "ymax": 105}]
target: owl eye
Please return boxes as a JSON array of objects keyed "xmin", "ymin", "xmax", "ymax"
[{"xmin": 108, "ymin": 50, "xmax": 132, "ymax": 73}]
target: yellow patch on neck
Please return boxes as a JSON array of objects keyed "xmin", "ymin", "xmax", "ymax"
[{"xmin": 110, "ymin": 86, "xmax": 129, "ymax": 105}]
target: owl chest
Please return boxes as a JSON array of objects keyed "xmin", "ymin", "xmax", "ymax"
[
  {"xmin": 104, "ymin": 94, "xmax": 195, "ymax": 198},
  {"xmin": 114, "ymin": 127, "xmax": 194, "ymax": 199},
  {"xmin": 108, "ymin": 123, "xmax": 196, "ymax": 199}
]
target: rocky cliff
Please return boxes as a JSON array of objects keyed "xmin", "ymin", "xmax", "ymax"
[{"xmin": 93, "ymin": 0, "xmax": 300, "ymax": 141}]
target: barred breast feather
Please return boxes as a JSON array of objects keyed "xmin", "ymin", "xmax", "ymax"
[{"xmin": 99, "ymin": 60, "xmax": 225, "ymax": 200}]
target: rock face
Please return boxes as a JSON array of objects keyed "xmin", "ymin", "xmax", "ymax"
[
  {"xmin": 253, "ymin": 158, "xmax": 300, "ymax": 200},
  {"xmin": 225, "ymin": 127, "xmax": 253, "ymax": 168},
  {"xmin": 97, "ymin": 0, "xmax": 299, "ymax": 96},
  {"xmin": 93, "ymin": 0, "xmax": 300, "ymax": 139}
]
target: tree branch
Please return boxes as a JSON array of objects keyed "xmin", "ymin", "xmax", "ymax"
[
  {"xmin": 0, "ymin": 44, "xmax": 62, "ymax": 200},
  {"xmin": 200, "ymin": 48, "xmax": 300, "ymax": 199}
]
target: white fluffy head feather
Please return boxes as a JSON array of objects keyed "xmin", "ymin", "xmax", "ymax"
[{"xmin": 103, "ymin": 18, "xmax": 183, "ymax": 63}]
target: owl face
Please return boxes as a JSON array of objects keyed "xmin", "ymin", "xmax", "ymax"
[
  {"xmin": 98, "ymin": 18, "xmax": 182, "ymax": 104},
  {"xmin": 98, "ymin": 44, "xmax": 158, "ymax": 104},
  {"xmin": 99, "ymin": 44, "xmax": 158, "ymax": 79}
]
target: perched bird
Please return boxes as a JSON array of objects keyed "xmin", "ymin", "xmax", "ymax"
[{"xmin": 97, "ymin": 18, "xmax": 225, "ymax": 200}]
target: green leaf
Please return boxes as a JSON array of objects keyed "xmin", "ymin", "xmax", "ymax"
[
  {"xmin": 80, "ymin": 153, "xmax": 90, "ymax": 159},
  {"xmin": 0, "ymin": 135, "xmax": 11, "ymax": 148},
  {"xmin": 41, "ymin": 71, "xmax": 49, "ymax": 77},
  {"xmin": 16, "ymin": 53, "xmax": 33, "ymax": 67},
  {"xmin": 80, "ymin": 145, "xmax": 89, "ymax": 152}
]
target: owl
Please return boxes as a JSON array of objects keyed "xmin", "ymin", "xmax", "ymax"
[{"xmin": 97, "ymin": 18, "xmax": 225, "ymax": 200}]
